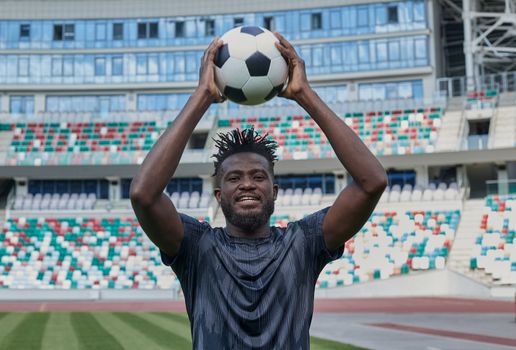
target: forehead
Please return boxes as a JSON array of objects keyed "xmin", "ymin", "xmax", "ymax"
[{"xmin": 220, "ymin": 152, "xmax": 270, "ymax": 174}]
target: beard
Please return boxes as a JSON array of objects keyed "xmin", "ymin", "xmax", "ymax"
[{"xmin": 220, "ymin": 195, "xmax": 275, "ymax": 233}]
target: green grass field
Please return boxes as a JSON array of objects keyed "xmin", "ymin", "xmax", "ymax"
[{"xmin": 0, "ymin": 312, "xmax": 367, "ymax": 349}]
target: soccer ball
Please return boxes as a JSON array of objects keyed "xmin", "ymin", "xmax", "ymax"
[{"xmin": 214, "ymin": 26, "xmax": 288, "ymax": 106}]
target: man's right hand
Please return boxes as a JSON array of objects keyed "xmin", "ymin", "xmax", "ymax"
[{"xmin": 196, "ymin": 36, "xmax": 226, "ymax": 104}]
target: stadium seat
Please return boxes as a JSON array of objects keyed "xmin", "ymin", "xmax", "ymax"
[{"xmin": 470, "ymin": 194, "xmax": 516, "ymax": 285}]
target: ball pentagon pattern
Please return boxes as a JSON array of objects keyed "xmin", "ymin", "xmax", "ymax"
[{"xmin": 214, "ymin": 26, "xmax": 288, "ymax": 105}]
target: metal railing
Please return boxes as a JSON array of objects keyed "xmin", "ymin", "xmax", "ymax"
[
  {"xmin": 436, "ymin": 71, "xmax": 516, "ymax": 97},
  {"xmin": 486, "ymin": 179, "xmax": 516, "ymax": 196}
]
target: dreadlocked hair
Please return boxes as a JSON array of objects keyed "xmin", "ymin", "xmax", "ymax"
[{"xmin": 212, "ymin": 127, "xmax": 278, "ymax": 180}]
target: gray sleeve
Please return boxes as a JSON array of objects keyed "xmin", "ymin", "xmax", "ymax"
[
  {"xmin": 297, "ymin": 207, "xmax": 344, "ymax": 275},
  {"xmin": 159, "ymin": 213, "xmax": 208, "ymax": 280}
]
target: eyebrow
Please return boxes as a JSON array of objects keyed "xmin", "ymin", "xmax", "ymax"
[{"xmin": 224, "ymin": 169, "xmax": 268, "ymax": 178}]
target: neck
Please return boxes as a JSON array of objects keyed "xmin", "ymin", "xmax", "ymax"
[{"xmin": 225, "ymin": 221, "xmax": 271, "ymax": 239}]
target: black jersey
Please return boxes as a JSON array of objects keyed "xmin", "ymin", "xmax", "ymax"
[{"xmin": 160, "ymin": 207, "xmax": 343, "ymax": 349}]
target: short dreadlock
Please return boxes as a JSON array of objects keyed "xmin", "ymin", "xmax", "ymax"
[{"xmin": 212, "ymin": 127, "xmax": 278, "ymax": 186}]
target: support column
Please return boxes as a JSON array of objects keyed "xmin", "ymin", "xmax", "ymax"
[
  {"xmin": 106, "ymin": 176, "xmax": 121, "ymax": 201},
  {"xmin": 463, "ymin": 0, "xmax": 475, "ymax": 91},
  {"xmin": 14, "ymin": 177, "xmax": 28, "ymax": 196},
  {"xmin": 34, "ymin": 93, "xmax": 45, "ymax": 114},
  {"xmin": 1, "ymin": 93, "xmax": 8, "ymax": 113},
  {"xmin": 127, "ymin": 92, "xmax": 137, "ymax": 111},
  {"xmin": 415, "ymin": 165, "xmax": 429, "ymax": 187},
  {"xmin": 497, "ymin": 164, "xmax": 508, "ymax": 195},
  {"xmin": 333, "ymin": 171, "xmax": 347, "ymax": 193}
]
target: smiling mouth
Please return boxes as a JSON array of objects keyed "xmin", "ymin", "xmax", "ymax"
[{"xmin": 236, "ymin": 195, "xmax": 260, "ymax": 203}]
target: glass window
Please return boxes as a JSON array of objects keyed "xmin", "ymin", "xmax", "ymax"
[
  {"xmin": 63, "ymin": 56, "xmax": 74, "ymax": 76},
  {"xmin": 137, "ymin": 23, "xmax": 147, "ymax": 39},
  {"xmin": 234, "ymin": 17, "xmax": 244, "ymax": 27},
  {"xmin": 387, "ymin": 5, "xmax": 399, "ymax": 24},
  {"xmin": 205, "ymin": 19, "xmax": 215, "ymax": 36},
  {"xmin": 375, "ymin": 6, "xmax": 387, "ymax": 26},
  {"xmin": 357, "ymin": 7, "xmax": 369, "ymax": 27},
  {"xmin": 359, "ymin": 80, "xmax": 423, "ymax": 101},
  {"xmin": 312, "ymin": 46, "xmax": 323, "ymax": 66},
  {"xmin": 330, "ymin": 45, "xmax": 342, "ymax": 65},
  {"xmin": 148, "ymin": 55, "xmax": 158, "ymax": 74},
  {"xmin": 113, "ymin": 23, "xmax": 124, "ymax": 40},
  {"xmin": 358, "ymin": 42, "xmax": 369, "ymax": 63},
  {"xmin": 399, "ymin": 82, "xmax": 412, "ymax": 99},
  {"xmin": 413, "ymin": 80, "xmax": 423, "ymax": 98},
  {"xmin": 18, "ymin": 57, "xmax": 29, "ymax": 76},
  {"xmin": 376, "ymin": 41, "xmax": 388, "ymax": 62},
  {"xmin": 311, "ymin": 13, "xmax": 322, "ymax": 30},
  {"xmin": 112, "ymin": 56, "xmax": 123, "ymax": 75},
  {"xmin": 136, "ymin": 55, "xmax": 147, "ymax": 75},
  {"xmin": 415, "ymin": 38, "xmax": 427, "ymax": 59},
  {"xmin": 149, "ymin": 22, "xmax": 159, "ymax": 38},
  {"xmin": 53, "ymin": 25, "xmax": 63, "ymax": 41},
  {"xmin": 137, "ymin": 22, "xmax": 158, "ymax": 39},
  {"xmin": 63, "ymin": 24, "xmax": 75, "ymax": 41},
  {"xmin": 174, "ymin": 54, "xmax": 185, "ymax": 73},
  {"xmin": 330, "ymin": 10, "xmax": 341, "ymax": 29},
  {"xmin": 19, "ymin": 24, "xmax": 31, "ymax": 40},
  {"xmin": 95, "ymin": 57, "xmax": 106, "ymax": 76},
  {"xmin": 95, "ymin": 23, "xmax": 106, "ymax": 41},
  {"xmin": 414, "ymin": 2, "xmax": 426, "ymax": 22},
  {"xmin": 300, "ymin": 14, "xmax": 311, "ymax": 32},
  {"xmin": 372, "ymin": 84, "xmax": 385, "ymax": 100},
  {"xmin": 10, "ymin": 95, "xmax": 34, "ymax": 114},
  {"xmin": 263, "ymin": 16, "xmax": 274, "ymax": 31},
  {"xmin": 175, "ymin": 21, "xmax": 184, "ymax": 38},
  {"xmin": 51, "ymin": 57, "xmax": 62, "ymax": 76},
  {"xmin": 388, "ymin": 40, "xmax": 400, "ymax": 61}
]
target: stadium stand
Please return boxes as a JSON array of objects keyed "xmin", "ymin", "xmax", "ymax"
[
  {"xmin": 12, "ymin": 193, "xmax": 97, "ymax": 211},
  {"xmin": 470, "ymin": 194, "xmax": 516, "ymax": 286},
  {"xmin": 2, "ymin": 121, "xmax": 166, "ymax": 166},
  {"xmin": 219, "ymin": 107, "xmax": 443, "ymax": 159},
  {"xmin": 0, "ymin": 207, "xmax": 459, "ymax": 290},
  {"xmin": 317, "ymin": 209, "xmax": 460, "ymax": 288},
  {"xmin": 465, "ymin": 89, "xmax": 499, "ymax": 110}
]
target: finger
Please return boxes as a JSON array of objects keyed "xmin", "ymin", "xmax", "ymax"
[
  {"xmin": 203, "ymin": 36, "xmax": 221, "ymax": 59},
  {"xmin": 205, "ymin": 39, "xmax": 223, "ymax": 63},
  {"xmin": 274, "ymin": 32, "xmax": 294, "ymax": 50},
  {"xmin": 274, "ymin": 41, "xmax": 291, "ymax": 62}
]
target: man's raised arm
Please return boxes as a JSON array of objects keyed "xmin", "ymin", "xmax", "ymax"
[
  {"xmin": 130, "ymin": 37, "xmax": 224, "ymax": 258},
  {"xmin": 275, "ymin": 33, "xmax": 388, "ymax": 252}
]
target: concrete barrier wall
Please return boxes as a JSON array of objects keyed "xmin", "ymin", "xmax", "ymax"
[
  {"xmin": 314, "ymin": 269, "xmax": 493, "ymax": 299},
  {"xmin": 1, "ymin": 270, "xmax": 513, "ymax": 301}
]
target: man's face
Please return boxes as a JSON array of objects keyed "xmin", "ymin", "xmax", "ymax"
[{"xmin": 214, "ymin": 152, "xmax": 278, "ymax": 232}]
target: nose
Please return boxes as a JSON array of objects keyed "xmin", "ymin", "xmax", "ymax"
[{"xmin": 238, "ymin": 176, "xmax": 256, "ymax": 190}]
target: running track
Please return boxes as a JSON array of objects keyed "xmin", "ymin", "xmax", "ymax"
[{"xmin": 0, "ymin": 297, "xmax": 513, "ymax": 313}]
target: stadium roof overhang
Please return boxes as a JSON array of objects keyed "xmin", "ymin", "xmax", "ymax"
[{"xmin": 1, "ymin": 147, "xmax": 516, "ymax": 179}]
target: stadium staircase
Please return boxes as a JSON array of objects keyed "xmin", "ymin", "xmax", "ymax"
[
  {"xmin": 436, "ymin": 110, "xmax": 463, "ymax": 152},
  {"xmin": 0, "ymin": 127, "xmax": 13, "ymax": 164},
  {"xmin": 498, "ymin": 91, "xmax": 516, "ymax": 107},
  {"xmin": 446, "ymin": 96, "xmax": 465, "ymax": 111},
  {"xmin": 448, "ymin": 199, "xmax": 492, "ymax": 284},
  {"xmin": 490, "ymin": 105, "xmax": 516, "ymax": 148}
]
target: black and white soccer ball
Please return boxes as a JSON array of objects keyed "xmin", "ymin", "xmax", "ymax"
[{"xmin": 214, "ymin": 26, "xmax": 288, "ymax": 106}]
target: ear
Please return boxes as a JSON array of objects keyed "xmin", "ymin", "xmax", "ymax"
[
  {"xmin": 214, "ymin": 188, "xmax": 222, "ymax": 203},
  {"xmin": 273, "ymin": 184, "xmax": 279, "ymax": 201}
]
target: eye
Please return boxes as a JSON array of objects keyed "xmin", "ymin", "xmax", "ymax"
[
  {"xmin": 228, "ymin": 176, "xmax": 239, "ymax": 182},
  {"xmin": 254, "ymin": 174, "xmax": 265, "ymax": 181}
]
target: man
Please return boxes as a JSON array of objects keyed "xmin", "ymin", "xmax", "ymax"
[{"xmin": 130, "ymin": 33, "xmax": 387, "ymax": 349}]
